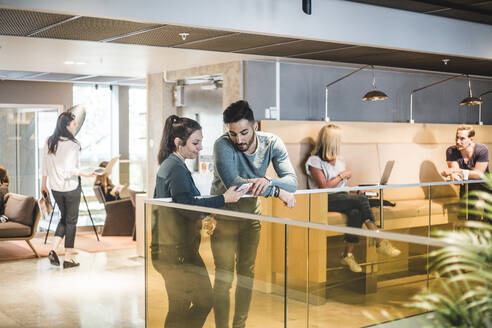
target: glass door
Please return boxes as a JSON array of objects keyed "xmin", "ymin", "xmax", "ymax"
[{"xmin": 0, "ymin": 106, "xmax": 59, "ymax": 198}]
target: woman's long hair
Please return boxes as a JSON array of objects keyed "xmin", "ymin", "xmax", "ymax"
[
  {"xmin": 95, "ymin": 161, "xmax": 110, "ymax": 193},
  {"xmin": 47, "ymin": 111, "xmax": 79, "ymax": 154},
  {"xmin": 158, "ymin": 115, "xmax": 201, "ymax": 164},
  {"xmin": 311, "ymin": 124, "xmax": 341, "ymax": 162},
  {"xmin": 0, "ymin": 165, "xmax": 9, "ymax": 186}
]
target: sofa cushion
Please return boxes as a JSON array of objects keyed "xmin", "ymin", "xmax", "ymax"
[
  {"xmin": 0, "ymin": 221, "xmax": 31, "ymax": 237},
  {"xmin": 324, "ymin": 197, "xmax": 459, "ymax": 226},
  {"xmin": 4, "ymin": 194, "xmax": 37, "ymax": 226}
]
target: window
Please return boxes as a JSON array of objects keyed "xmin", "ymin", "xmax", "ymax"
[
  {"xmin": 73, "ymin": 85, "xmax": 113, "ymax": 165},
  {"xmin": 73, "ymin": 84, "xmax": 116, "ymax": 226}
]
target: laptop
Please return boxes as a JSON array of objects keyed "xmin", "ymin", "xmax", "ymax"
[
  {"xmin": 359, "ymin": 160, "xmax": 396, "ymax": 207},
  {"xmin": 359, "ymin": 160, "xmax": 395, "ymax": 187}
]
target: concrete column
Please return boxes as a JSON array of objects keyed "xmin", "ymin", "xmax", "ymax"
[{"xmin": 146, "ymin": 73, "xmax": 176, "ymax": 195}]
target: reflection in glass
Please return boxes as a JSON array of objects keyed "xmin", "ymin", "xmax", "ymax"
[{"xmin": 150, "ymin": 205, "xmax": 213, "ymax": 328}]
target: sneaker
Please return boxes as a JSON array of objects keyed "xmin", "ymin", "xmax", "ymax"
[
  {"xmin": 63, "ymin": 260, "xmax": 80, "ymax": 269},
  {"xmin": 48, "ymin": 250, "xmax": 60, "ymax": 266},
  {"xmin": 340, "ymin": 253, "xmax": 362, "ymax": 273},
  {"xmin": 376, "ymin": 240, "xmax": 401, "ymax": 257}
]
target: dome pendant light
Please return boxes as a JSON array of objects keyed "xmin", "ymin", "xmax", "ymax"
[
  {"xmin": 362, "ymin": 66, "xmax": 388, "ymax": 101},
  {"xmin": 459, "ymin": 76, "xmax": 483, "ymax": 106}
]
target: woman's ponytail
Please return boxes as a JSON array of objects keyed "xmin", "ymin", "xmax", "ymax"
[{"xmin": 157, "ymin": 115, "xmax": 201, "ymax": 164}]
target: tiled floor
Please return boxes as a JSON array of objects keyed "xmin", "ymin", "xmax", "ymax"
[
  {"xmin": 0, "ymin": 248, "xmax": 145, "ymax": 328},
  {"xmin": 1, "ymin": 242, "xmax": 427, "ymax": 328}
]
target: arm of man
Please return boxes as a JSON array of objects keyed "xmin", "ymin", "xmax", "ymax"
[
  {"xmin": 442, "ymin": 146, "xmax": 464, "ymax": 180},
  {"xmin": 469, "ymin": 145, "xmax": 489, "ymax": 180},
  {"xmin": 469, "ymin": 162, "xmax": 488, "ymax": 179},
  {"xmin": 441, "ymin": 161, "xmax": 463, "ymax": 181},
  {"xmin": 269, "ymin": 136, "xmax": 298, "ymax": 193}
]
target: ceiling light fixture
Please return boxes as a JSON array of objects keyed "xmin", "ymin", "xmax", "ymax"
[
  {"xmin": 302, "ymin": 0, "xmax": 312, "ymax": 15},
  {"xmin": 179, "ymin": 32, "xmax": 190, "ymax": 41},
  {"xmin": 362, "ymin": 66, "xmax": 388, "ymax": 101},
  {"xmin": 409, "ymin": 73, "xmax": 464, "ymax": 124},
  {"xmin": 324, "ymin": 64, "xmax": 388, "ymax": 122},
  {"xmin": 64, "ymin": 61, "xmax": 74, "ymax": 65},
  {"xmin": 459, "ymin": 75, "xmax": 483, "ymax": 106}
]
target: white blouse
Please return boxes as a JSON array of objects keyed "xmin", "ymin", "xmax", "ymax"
[
  {"xmin": 42, "ymin": 138, "xmax": 80, "ymax": 192},
  {"xmin": 305, "ymin": 155, "xmax": 347, "ymax": 189}
]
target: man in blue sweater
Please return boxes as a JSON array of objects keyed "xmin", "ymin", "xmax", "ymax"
[{"xmin": 210, "ymin": 100, "xmax": 297, "ymax": 328}]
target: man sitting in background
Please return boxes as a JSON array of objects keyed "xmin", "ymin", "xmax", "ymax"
[{"xmin": 441, "ymin": 124, "xmax": 490, "ymax": 220}]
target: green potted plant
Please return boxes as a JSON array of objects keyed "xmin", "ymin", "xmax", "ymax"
[{"xmin": 409, "ymin": 175, "xmax": 492, "ymax": 327}]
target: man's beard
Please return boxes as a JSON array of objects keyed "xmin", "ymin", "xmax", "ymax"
[{"xmin": 235, "ymin": 132, "xmax": 256, "ymax": 152}]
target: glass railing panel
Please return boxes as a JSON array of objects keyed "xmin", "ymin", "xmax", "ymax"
[
  {"xmin": 145, "ymin": 180, "xmax": 488, "ymax": 328},
  {"xmin": 145, "ymin": 202, "xmax": 287, "ymax": 328},
  {"xmin": 308, "ymin": 236, "xmax": 435, "ymax": 327},
  {"xmin": 429, "ymin": 183, "xmax": 461, "ymax": 237},
  {"xmin": 307, "ymin": 187, "xmax": 432, "ymax": 290}
]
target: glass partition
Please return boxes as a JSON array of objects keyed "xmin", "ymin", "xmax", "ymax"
[{"xmin": 144, "ymin": 179, "xmax": 487, "ymax": 327}]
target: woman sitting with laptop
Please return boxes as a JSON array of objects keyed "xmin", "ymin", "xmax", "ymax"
[
  {"xmin": 305, "ymin": 124, "xmax": 400, "ymax": 273},
  {"xmin": 94, "ymin": 161, "xmax": 125, "ymax": 202}
]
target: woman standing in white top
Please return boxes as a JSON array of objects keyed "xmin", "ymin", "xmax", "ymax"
[
  {"xmin": 41, "ymin": 112, "xmax": 93, "ymax": 269},
  {"xmin": 306, "ymin": 124, "xmax": 400, "ymax": 273}
]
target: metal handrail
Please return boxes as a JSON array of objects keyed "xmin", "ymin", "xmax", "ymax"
[{"xmin": 145, "ymin": 199, "xmax": 460, "ymax": 249}]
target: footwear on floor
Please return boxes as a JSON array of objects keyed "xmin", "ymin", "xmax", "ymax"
[
  {"xmin": 63, "ymin": 260, "xmax": 80, "ymax": 269},
  {"xmin": 377, "ymin": 240, "xmax": 401, "ymax": 257},
  {"xmin": 340, "ymin": 253, "xmax": 362, "ymax": 273},
  {"xmin": 48, "ymin": 250, "xmax": 60, "ymax": 266}
]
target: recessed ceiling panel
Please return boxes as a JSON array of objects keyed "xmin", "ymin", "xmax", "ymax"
[
  {"xmin": 346, "ymin": 0, "xmax": 492, "ymax": 25},
  {"xmin": 294, "ymin": 46, "xmax": 392, "ymax": 61},
  {"xmin": 0, "ymin": 70, "xmax": 44, "ymax": 79},
  {"xmin": 36, "ymin": 16, "xmax": 158, "ymax": 41},
  {"xmin": 0, "ymin": 8, "xmax": 73, "ymax": 36},
  {"xmin": 177, "ymin": 33, "xmax": 297, "ymax": 52},
  {"xmin": 76, "ymin": 75, "xmax": 133, "ymax": 83},
  {"xmin": 437, "ymin": 7, "xmax": 492, "ymax": 25},
  {"xmin": 32, "ymin": 72, "xmax": 87, "ymax": 81},
  {"xmin": 238, "ymin": 39, "xmax": 349, "ymax": 57},
  {"xmin": 111, "ymin": 25, "xmax": 233, "ymax": 47},
  {"xmin": 118, "ymin": 78, "xmax": 146, "ymax": 86}
]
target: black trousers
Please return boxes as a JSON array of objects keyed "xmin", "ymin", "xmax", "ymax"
[
  {"xmin": 328, "ymin": 192, "xmax": 376, "ymax": 243},
  {"xmin": 52, "ymin": 185, "xmax": 81, "ymax": 248},
  {"xmin": 152, "ymin": 247, "xmax": 213, "ymax": 328}
]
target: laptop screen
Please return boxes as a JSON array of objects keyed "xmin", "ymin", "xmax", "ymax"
[{"xmin": 379, "ymin": 160, "xmax": 395, "ymax": 185}]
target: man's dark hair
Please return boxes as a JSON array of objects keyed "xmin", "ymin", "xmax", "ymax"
[{"xmin": 223, "ymin": 100, "xmax": 255, "ymax": 124}]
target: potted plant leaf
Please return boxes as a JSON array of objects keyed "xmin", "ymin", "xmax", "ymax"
[{"xmin": 408, "ymin": 174, "xmax": 492, "ymax": 327}]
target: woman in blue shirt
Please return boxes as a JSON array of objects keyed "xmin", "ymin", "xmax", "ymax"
[{"xmin": 152, "ymin": 115, "xmax": 246, "ymax": 328}]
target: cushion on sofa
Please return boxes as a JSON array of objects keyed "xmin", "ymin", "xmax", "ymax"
[
  {"xmin": 4, "ymin": 194, "xmax": 37, "ymax": 226},
  {"xmin": 323, "ymin": 197, "xmax": 459, "ymax": 226},
  {"xmin": 0, "ymin": 221, "xmax": 32, "ymax": 237}
]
